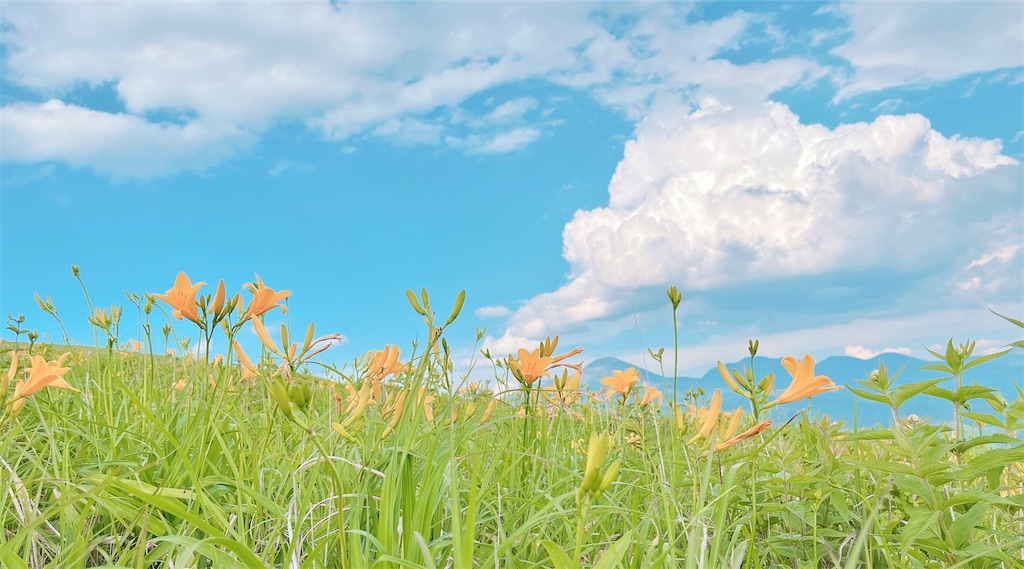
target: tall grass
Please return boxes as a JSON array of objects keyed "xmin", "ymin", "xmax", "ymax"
[{"xmin": 1, "ymin": 270, "xmax": 1021, "ymax": 568}]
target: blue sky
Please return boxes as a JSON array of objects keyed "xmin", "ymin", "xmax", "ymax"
[{"xmin": 1, "ymin": 2, "xmax": 1022, "ymax": 378}]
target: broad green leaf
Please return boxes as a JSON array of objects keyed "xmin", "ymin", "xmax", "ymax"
[
  {"xmin": 952, "ymin": 384, "xmax": 1000, "ymax": 405},
  {"xmin": 953, "ymin": 434, "xmax": 1021, "ymax": 453},
  {"xmin": 901, "ymin": 508, "xmax": 938, "ymax": 553},
  {"xmin": 852, "ymin": 460, "xmax": 914, "ymax": 476},
  {"xmin": 0, "ymin": 548, "xmax": 28, "ymax": 569},
  {"xmin": 540, "ymin": 540, "xmax": 577, "ymax": 569},
  {"xmin": 842, "ymin": 429, "xmax": 895, "ymax": 441},
  {"xmin": 893, "ymin": 378, "xmax": 947, "ymax": 408},
  {"xmin": 991, "ymin": 309, "xmax": 1024, "ymax": 330},
  {"xmin": 961, "ymin": 446, "xmax": 1024, "ymax": 480},
  {"xmin": 846, "ymin": 386, "xmax": 890, "ymax": 405},
  {"xmin": 949, "ymin": 501, "xmax": 990, "ymax": 549},
  {"xmin": 961, "ymin": 348, "xmax": 1011, "ymax": 372},
  {"xmin": 593, "ymin": 530, "xmax": 633, "ymax": 569},
  {"xmin": 919, "ymin": 363, "xmax": 953, "ymax": 374},
  {"xmin": 961, "ymin": 411, "xmax": 1005, "ymax": 429},
  {"xmin": 924, "ymin": 386, "xmax": 956, "ymax": 403}
]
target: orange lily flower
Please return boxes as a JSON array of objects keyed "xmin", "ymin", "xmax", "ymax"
[
  {"xmin": 417, "ymin": 387, "xmax": 435, "ymax": 422},
  {"xmin": 365, "ymin": 345, "xmax": 408, "ymax": 383},
  {"xmin": 714, "ymin": 419, "xmax": 772, "ymax": 452},
  {"xmin": 507, "ymin": 343, "xmax": 583, "ymax": 388},
  {"xmin": 153, "ymin": 272, "xmax": 206, "ymax": 324},
  {"xmin": 479, "ymin": 398, "xmax": 498, "ymax": 425},
  {"xmin": 508, "ymin": 348, "xmax": 552, "ymax": 386},
  {"xmin": 210, "ymin": 279, "xmax": 228, "ymax": 318},
  {"xmin": 232, "ymin": 341, "xmax": 260, "ymax": 381},
  {"xmin": 765, "ymin": 354, "xmax": 842, "ymax": 409},
  {"xmin": 11, "ymin": 353, "xmax": 77, "ymax": 400},
  {"xmin": 239, "ymin": 274, "xmax": 290, "ymax": 323},
  {"xmin": 635, "ymin": 384, "xmax": 664, "ymax": 408},
  {"xmin": 688, "ymin": 389, "xmax": 722, "ymax": 443},
  {"xmin": 600, "ymin": 368, "xmax": 640, "ymax": 400},
  {"xmin": 123, "ymin": 339, "xmax": 144, "ymax": 353}
]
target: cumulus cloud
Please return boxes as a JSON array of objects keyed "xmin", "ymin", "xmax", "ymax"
[
  {"xmin": 485, "ymin": 100, "xmax": 1019, "ymax": 353},
  {"xmin": 844, "ymin": 345, "xmax": 912, "ymax": 359},
  {"xmin": 830, "ymin": 2, "xmax": 1023, "ymax": 100}
]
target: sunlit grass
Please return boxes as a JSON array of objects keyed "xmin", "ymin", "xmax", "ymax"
[{"xmin": 1, "ymin": 268, "xmax": 1022, "ymax": 568}]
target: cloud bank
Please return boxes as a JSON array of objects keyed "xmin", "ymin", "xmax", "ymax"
[{"xmin": 484, "ymin": 100, "xmax": 1019, "ymax": 356}]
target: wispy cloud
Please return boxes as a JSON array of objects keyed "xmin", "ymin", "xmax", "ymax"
[
  {"xmin": 0, "ymin": 3, "xmax": 825, "ymax": 177},
  {"xmin": 844, "ymin": 345, "xmax": 912, "ymax": 359},
  {"xmin": 967, "ymin": 245, "xmax": 1020, "ymax": 269},
  {"xmin": 830, "ymin": 3, "xmax": 1023, "ymax": 100}
]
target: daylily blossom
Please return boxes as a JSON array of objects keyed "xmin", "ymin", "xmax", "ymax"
[
  {"xmin": 239, "ymin": 274, "xmax": 290, "ymax": 323},
  {"xmin": 210, "ymin": 279, "xmax": 227, "ymax": 317},
  {"xmin": 714, "ymin": 407, "xmax": 744, "ymax": 443},
  {"xmin": 479, "ymin": 398, "xmax": 498, "ymax": 425},
  {"xmin": 717, "ymin": 361, "xmax": 750, "ymax": 396},
  {"xmin": 417, "ymin": 387, "xmax": 436, "ymax": 422},
  {"xmin": 635, "ymin": 385, "xmax": 664, "ymax": 408},
  {"xmin": 233, "ymin": 341, "xmax": 260, "ymax": 381},
  {"xmin": 688, "ymin": 389, "xmax": 722, "ymax": 443},
  {"xmin": 600, "ymin": 368, "xmax": 640, "ymax": 401},
  {"xmin": 11, "ymin": 353, "xmax": 77, "ymax": 400},
  {"xmin": 765, "ymin": 354, "xmax": 842, "ymax": 409},
  {"xmin": 507, "ymin": 344, "xmax": 583, "ymax": 388},
  {"xmin": 340, "ymin": 380, "xmax": 375, "ymax": 429},
  {"xmin": 365, "ymin": 345, "xmax": 408, "ymax": 383},
  {"xmin": 714, "ymin": 419, "xmax": 772, "ymax": 452},
  {"xmin": 153, "ymin": 272, "xmax": 206, "ymax": 324},
  {"xmin": 123, "ymin": 339, "xmax": 144, "ymax": 353}
]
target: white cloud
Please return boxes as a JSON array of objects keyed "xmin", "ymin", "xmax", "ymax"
[
  {"xmin": 475, "ymin": 305, "xmax": 512, "ymax": 319},
  {"xmin": 487, "ymin": 97, "xmax": 538, "ymax": 123},
  {"xmin": 831, "ymin": 2, "xmax": 1023, "ymax": 100},
  {"xmin": 487, "ymin": 100, "xmax": 1019, "ymax": 352},
  {"xmin": 844, "ymin": 345, "xmax": 912, "ymax": 359},
  {"xmin": 955, "ymin": 238, "xmax": 1022, "ymax": 297},
  {"xmin": 371, "ymin": 117, "xmax": 443, "ymax": 146},
  {"xmin": 476, "ymin": 127, "xmax": 542, "ymax": 154},
  {"xmin": 0, "ymin": 3, "xmax": 826, "ymax": 176},
  {"xmin": 268, "ymin": 159, "xmax": 314, "ymax": 177},
  {"xmin": 445, "ymin": 127, "xmax": 542, "ymax": 155},
  {"xmin": 0, "ymin": 99, "xmax": 250, "ymax": 177},
  {"xmin": 967, "ymin": 245, "xmax": 1020, "ymax": 269}
]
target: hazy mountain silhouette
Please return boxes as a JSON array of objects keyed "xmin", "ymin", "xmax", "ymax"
[{"xmin": 583, "ymin": 351, "xmax": 1024, "ymax": 427}]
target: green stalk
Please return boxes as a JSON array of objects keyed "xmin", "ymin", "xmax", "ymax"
[
  {"xmin": 672, "ymin": 304, "xmax": 680, "ymax": 409},
  {"xmin": 308, "ymin": 431, "xmax": 349, "ymax": 569}
]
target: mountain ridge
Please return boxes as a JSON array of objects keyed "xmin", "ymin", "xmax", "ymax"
[{"xmin": 582, "ymin": 352, "xmax": 1024, "ymax": 427}]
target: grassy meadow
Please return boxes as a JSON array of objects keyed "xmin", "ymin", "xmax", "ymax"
[{"xmin": 1, "ymin": 271, "xmax": 1023, "ymax": 568}]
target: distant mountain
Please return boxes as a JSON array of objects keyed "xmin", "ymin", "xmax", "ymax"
[{"xmin": 583, "ymin": 351, "xmax": 1024, "ymax": 427}]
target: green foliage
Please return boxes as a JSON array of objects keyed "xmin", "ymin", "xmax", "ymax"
[{"xmin": 1, "ymin": 288, "xmax": 1022, "ymax": 568}]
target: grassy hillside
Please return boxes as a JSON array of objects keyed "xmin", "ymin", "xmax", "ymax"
[{"xmin": 2, "ymin": 280, "xmax": 1022, "ymax": 568}]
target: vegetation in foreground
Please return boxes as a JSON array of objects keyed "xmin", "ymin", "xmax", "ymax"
[{"xmin": 2, "ymin": 268, "xmax": 1023, "ymax": 568}]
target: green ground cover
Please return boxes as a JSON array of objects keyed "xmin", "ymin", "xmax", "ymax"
[{"xmin": 1, "ymin": 271, "xmax": 1022, "ymax": 568}]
